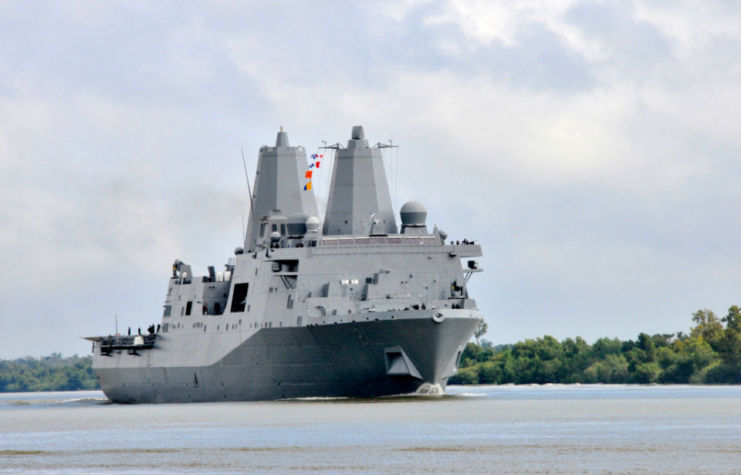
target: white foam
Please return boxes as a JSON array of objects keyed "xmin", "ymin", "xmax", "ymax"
[
  {"xmin": 284, "ymin": 396, "xmax": 350, "ymax": 401},
  {"xmin": 57, "ymin": 397, "xmax": 109, "ymax": 404},
  {"xmin": 414, "ymin": 383, "xmax": 444, "ymax": 396}
]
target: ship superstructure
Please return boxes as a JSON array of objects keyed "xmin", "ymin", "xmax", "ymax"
[{"xmin": 87, "ymin": 126, "xmax": 484, "ymax": 403}]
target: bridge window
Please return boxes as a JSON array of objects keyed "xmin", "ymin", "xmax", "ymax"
[{"xmin": 185, "ymin": 301, "xmax": 192, "ymax": 316}]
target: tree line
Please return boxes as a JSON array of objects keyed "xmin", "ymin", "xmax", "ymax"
[
  {"xmin": 0, "ymin": 353, "xmax": 99, "ymax": 392},
  {"xmin": 450, "ymin": 306, "xmax": 741, "ymax": 385}
]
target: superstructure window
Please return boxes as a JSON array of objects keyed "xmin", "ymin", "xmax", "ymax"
[
  {"xmin": 231, "ymin": 283, "xmax": 249, "ymax": 313},
  {"xmin": 185, "ymin": 301, "xmax": 192, "ymax": 316},
  {"xmin": 163, "ymin": 305, "xmax": 172, "ymax": 317}
]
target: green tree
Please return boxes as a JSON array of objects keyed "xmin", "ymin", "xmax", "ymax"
[
  {"xmin": 707, "ymin": 328, "xmax": 741, "ymax": 383},
  {"xmin": 0, "ymin": 354, "xmax": 99, "ymax": 393},
  {"xmin": 583, "ymin": 354, "xmax": 629, "ymax": 383},
  {"xmin": 723, "ymin": 305, "xmax": 741, "ymax": 333},
  {"xmin": 591, "ymin": 338, "xmax": 622, "ymax": 359},
  {"xmin": 478, "ymin": 361, "xmax": 502, "ymax": 384},
  {"xmin": 690, "ymin": 309, "xmax": 724, "ymax": 348},
  {"xmin": 451, "ymin": 366, "xmax": 479, "ymax": 384},
  {"xmin": 636, "ymin": 333, "xmax": 657, "ymax": 363},
  {"xmin": 459, "ymin": 342, "xmax": 483, "ymax": 368},
  {"xmin": 447, "ymin": 307, "xmax": 737, "ymax": 386},
  {"xmin": 632, "ymin": 362, "xmax": 661, "ymax": 383}
]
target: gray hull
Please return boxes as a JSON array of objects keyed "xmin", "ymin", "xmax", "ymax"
[{"xmin": 97, "ymin": 316, "xmax": 477, "ymax": 403}]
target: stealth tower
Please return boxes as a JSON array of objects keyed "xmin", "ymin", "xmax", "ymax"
[
  {"xmin": 245, "ymin": 127, "xmax": 318, "ymax": 249},
  {"xmin": 323, "ymin": 126, "xmax": 397, "ymax": 236},
  {"xmin": 87, "ymin": 127, "xmax": 484, "ymax": 403}
]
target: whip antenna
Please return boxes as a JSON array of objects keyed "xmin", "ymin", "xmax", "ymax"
[{"xmin": 241, "ymin": 148, "xmax": 256, "ymax": 219}]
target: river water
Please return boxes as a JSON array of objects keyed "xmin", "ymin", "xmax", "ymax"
[{"xmin": 1, "ymin": 385, "xmax": 740, "ymax": 474}]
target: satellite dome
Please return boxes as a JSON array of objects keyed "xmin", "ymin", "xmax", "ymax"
[
  {"xmin": 269, "ymin": 231, "xmax": 281, "ymax": 242},
  {"xmin": 286, "ymin": 213, "xmax": 310, "ymax": 236},
  {"xmin": 439, "ymin": 229, "xmax": 448, "ymax": 241},
  {"xmin": 400, "ymin": 201, "xmax": 427, "ymax": 227},
  {"xmin": 305, "ymin": 216, "xmax": 321, "ymax": 232}
]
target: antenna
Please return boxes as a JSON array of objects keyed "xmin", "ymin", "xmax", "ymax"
[
  {"xmin": 115, "ymin": 313, "xmax": 118, "ymax": 336},
  {"xmin": 241, "ymin": 148, "xmax": 256, "ymax": 219},
  {"xmin": 319, "ymin": 142, "xmax": 344, "ymax": 150},
  {"xmin": 393, "ymin": 140, "xmax": 399, "ymax": 213},
  {"xmin": 375, "ymin": 139, "xmax": 399, "ymax": 213},
  {"xmin": 242, "ymin": 212, "xmax": 245, "ymax": 241},
  {"xmin": 390, "ymin": 139, "xmax": 395, "ymax": 212},
  {"xmin": 320, "ymin": 140, "xmax": 328, "ymax": 213}
]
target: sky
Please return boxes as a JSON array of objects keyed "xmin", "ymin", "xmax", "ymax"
[{"xmin": 1, "ymin": 0, "xmax": 740, "ymax": 358}]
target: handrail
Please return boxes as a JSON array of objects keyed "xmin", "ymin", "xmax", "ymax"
[{"xmin": 319, "ymin": 236, "xmax": 440, "ymax": 247}]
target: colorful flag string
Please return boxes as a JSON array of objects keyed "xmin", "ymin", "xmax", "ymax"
[{"xmin": 303, "ymin": 153, "xmax": 323, "ymax": 191}]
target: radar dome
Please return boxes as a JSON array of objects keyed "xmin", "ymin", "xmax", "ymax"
[
  {"xmin": 286, "ymin": 213, "xmax": 310, "ymax": 236},
  {"xmin": 305, "ymin": 216, "xmax": 321, "ymax": 232},
  {"xmin": 400, "ymin": 201, "xmax": 427, "ymax": 227},
  {"xmin": 439, "ymin": 230, "xmax": 448, "ymax": 241},
  {"xmin": 269, "ymin": 231, "xmax": 281, "ymax": 243}
]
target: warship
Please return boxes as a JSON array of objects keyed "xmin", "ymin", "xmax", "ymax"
[{"xmin": 86, "ymin": 126, "xmax": 484, "ymax": 403}]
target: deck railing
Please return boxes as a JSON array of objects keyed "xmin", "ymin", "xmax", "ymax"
[{"xmin": 320, "ymin": 236, "xmax": 440, "ymax": 247}]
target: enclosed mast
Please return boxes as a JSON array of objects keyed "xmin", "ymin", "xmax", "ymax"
[
  {"xmin": 245, "ymin": 128, "xmax": 318, "ymax": 249},
  {"xmin": 323, "ymin": 126, "xmax": 398, "ymax": 236}
]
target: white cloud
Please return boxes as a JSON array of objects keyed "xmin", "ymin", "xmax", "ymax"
[
  {"xmin": 0, "ymin": 91, "xmax": 249, "ymax": 301},
  {"xmin": 423, "ymin": 0, "xmax": 605, "ymax": 60},
  {"xmin": 632, "ymin": 0, "xmax": 741, "ymax": 56},
  {"xmin": 230, "ymin": 66, "xmax": 721, "ymax": 192},
  {"xmin": 379, "ymin": 0, "xmax": 434, "ymax": 22}
]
